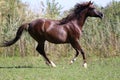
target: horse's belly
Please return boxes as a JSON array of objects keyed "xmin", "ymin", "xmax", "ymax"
[
  {"xmin": 45, "ymin": 31, "xmax": 68, "ymax": 44},
  {"xmin": 46, "ymin": 38, "xmax": 67, "ymax": 44}
]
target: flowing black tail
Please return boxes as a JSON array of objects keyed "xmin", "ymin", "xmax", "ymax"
[{"xmin": 0, "ymin": 23, "xmax": 29, "ymax": 47}]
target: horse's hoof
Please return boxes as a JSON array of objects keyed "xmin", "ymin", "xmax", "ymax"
[
  {"xmin": 83, "ymin": 63, "xmax": 87, "ymax": 68},
  {"xmin": 70, "ymin": 58, "xmax": 76, "ymax": 64},
  {"xmin": 50, "ymin": 61, "xmax": 56, "ymax": 67},
  {"xmin": 70, "ymin": 60, "xmax": 74, "ymax": 64}
]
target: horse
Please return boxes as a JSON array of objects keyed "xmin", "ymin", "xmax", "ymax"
[{"xmin": 1, "ymin": 1, "xmax": 103, "ymax": 68}]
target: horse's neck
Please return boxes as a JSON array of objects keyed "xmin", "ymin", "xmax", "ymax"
[
  {"xmin": 75, "ymin": 10, "xmax": 88, "ymax": 30},
  {"xmin": 72, "ymin": 15, "xmax": 87, "ymax": 30}
]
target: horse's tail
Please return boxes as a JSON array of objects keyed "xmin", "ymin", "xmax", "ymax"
[{"xmin": 1, "ymin": 23, "xmax": 29, "ymax": 47}]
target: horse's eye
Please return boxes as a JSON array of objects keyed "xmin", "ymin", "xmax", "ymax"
[{"xmin": 89, "ymin": 7, "xmax": 95, "ymax": 10}]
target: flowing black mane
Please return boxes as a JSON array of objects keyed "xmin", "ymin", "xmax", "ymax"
[{"xmin": 59, "ymin": 2, "xmax": 90, "ymax": 25}]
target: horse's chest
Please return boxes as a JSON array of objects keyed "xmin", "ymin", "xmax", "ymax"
[{"xmin": 69, "ymin": 26, "xmax": 81, "ymax": 39}]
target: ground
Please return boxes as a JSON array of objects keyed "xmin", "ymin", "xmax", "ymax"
[{"xmin": 0, "ymin": 56, "xmax": 120, "ymax": 80}]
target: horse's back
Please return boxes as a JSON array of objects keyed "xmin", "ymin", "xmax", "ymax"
[{"xmin": 28, "ymin": 18, "xmax": 69, "ymax": 43}]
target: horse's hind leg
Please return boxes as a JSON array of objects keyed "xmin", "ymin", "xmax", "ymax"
[{"xmin": 36, "ymin": 42, "xmax": 56, "ymax": 67}]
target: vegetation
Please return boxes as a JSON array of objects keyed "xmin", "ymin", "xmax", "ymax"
[
  {"xmin": 0, "ymin": 56, "xmax": 119, "ymax": 80},
  {"xmin": 82, "ymin": 1, "xmax": 120, "ymax": 57},
  {"xmin": 0, "ymin": 0, "xmax": 120, "ymax": 58},
  {"xmin": 0, "ymin": 0, "xmax": 120, "ymax": 80}
]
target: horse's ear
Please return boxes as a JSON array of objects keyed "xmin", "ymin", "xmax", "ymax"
[
  {"xmin": 75, "ymin": 3, "xmax": 81, "ymax": 9},
  {"xmin": 88, "ymin": 1, "xmax": 93, "ymax": 6},
  {"xmin": 91, "ymin": 1, "xmax": 93, "ymax": 5}
]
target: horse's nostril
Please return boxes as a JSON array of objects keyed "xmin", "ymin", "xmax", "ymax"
[
  {"xmin": 98, "ymin": 12, "xmax": 104, "ymax": 19},
  {"xmin": 101, "ymin": 13, "xmax": 104, "ymax": 17},
  {"xmin": 100, "ymin": 13, "xmax": 104, "ymax": 19}
]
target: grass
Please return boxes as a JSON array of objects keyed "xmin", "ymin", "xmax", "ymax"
[{"xmin": 0, "ymin": 56, "xmax": 120, "ymax": 80}]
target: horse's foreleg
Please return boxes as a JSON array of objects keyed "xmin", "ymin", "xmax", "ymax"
[
  {"xmin": 79, "ymin": 46, "xmax": 87, "ymax": 68},
  {"xmin": 36, "ymin": 43, "xmax": 56, "ymax": 67},
  {"xmin": 70, "ymin": 49, "xmax": 79, "ymax": 64},
  {"xmin": 70, "ymin": 40, "xmax": 87, "ymax": 68}
]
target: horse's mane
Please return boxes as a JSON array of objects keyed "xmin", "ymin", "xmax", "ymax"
[{"xmin": 59, "ymin": 2, "xmax": 90, "ymax": 25}]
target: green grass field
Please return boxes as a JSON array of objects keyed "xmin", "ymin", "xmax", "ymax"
[{"xmin": 0, "ymin": 56, "xmax": 119, "ymax": 80}]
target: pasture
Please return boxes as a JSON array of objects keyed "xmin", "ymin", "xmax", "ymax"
[
  {"xmin": 0, "ymin": 1, "xmax": 120, "ymax": 80},
  {"xmin": 0, "ymin": 56, "xmax": 119, "ymax": 80}
]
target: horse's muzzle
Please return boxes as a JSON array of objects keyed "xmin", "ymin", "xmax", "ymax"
[{"xmin": 98, "ymin": 12, "xmax": 104, "ymax": 19}]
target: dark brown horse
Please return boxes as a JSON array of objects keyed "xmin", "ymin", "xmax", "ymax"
[{"xmin": 1, "ymin": 1, "xmax": 103, "ymax": 68}]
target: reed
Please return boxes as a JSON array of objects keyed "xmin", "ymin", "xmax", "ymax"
[{"xmin": 0, "ymin": 0, "xmax": 119, "ymax": 58}]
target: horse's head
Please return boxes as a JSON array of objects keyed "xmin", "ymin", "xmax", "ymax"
[
  {"xmin": 85, "ymin": 1, "xmax": 103, "ymax": 19},
  {"xmin": 75, "ymin": 1, "xmax": 103, "ymax": 19},
  {"xmin": 59, "ymin": 1, "xmax": 103, "ymax": 25}
]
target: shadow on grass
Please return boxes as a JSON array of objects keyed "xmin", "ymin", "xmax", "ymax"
[{"xmin": 0, "ymin": 65, "xmax": 47, "ymax": 69}]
